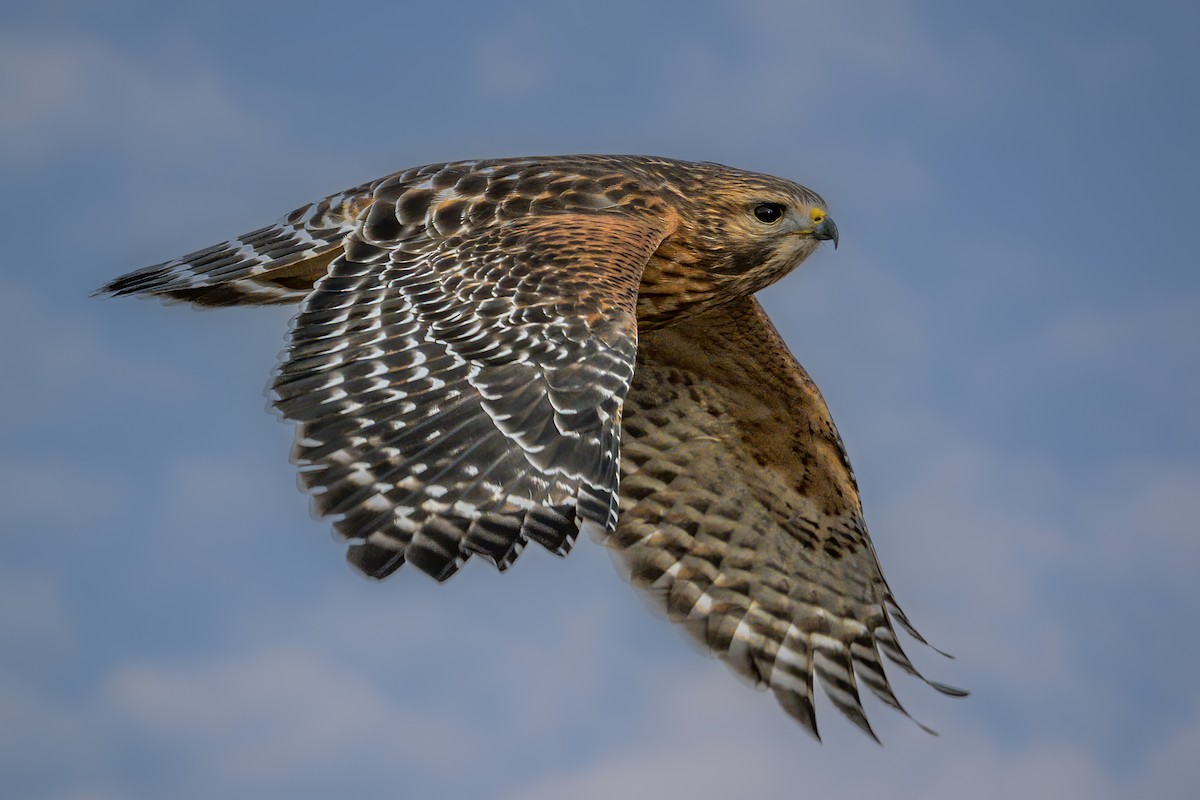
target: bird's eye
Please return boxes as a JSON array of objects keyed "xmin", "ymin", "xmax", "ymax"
[{"xmin": 753, "ymin": 203, "xmax": 786, "ymax": 224}]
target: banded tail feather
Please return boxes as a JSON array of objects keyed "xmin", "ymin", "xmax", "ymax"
[{"xmin": 98, "ymin": 186, "xmax": 376, "ymax": 306}]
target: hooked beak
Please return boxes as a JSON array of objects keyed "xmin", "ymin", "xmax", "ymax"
[{"xmin": 812, "ymin": 216, "xmax": 839, "ymax": 249}]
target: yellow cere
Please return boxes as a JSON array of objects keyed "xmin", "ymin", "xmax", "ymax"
[{"xmin": 809, "ymin": 207, "xmax": 826, "ymax": 224}]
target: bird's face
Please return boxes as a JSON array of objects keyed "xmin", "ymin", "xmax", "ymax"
[
  {"xmin": 691, "ymin": 175, "xmax": 839, "ymax": 299},
  {"xmin": 630, "ymin": 161, "xmax": 839, "ymax": 326}
]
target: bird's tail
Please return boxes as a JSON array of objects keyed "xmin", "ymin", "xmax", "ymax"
[{"xmin": 97, "ymin": 185, "xmax": 377, "ymax": 306}]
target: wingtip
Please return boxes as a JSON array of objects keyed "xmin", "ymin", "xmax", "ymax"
[{"xmin": 930, "ymin": 681, "xmax": 970, "ymax": 698}]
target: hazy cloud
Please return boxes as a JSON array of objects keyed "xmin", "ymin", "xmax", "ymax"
[{"xmin": 0, "ymin": 31, "xmax": 263, "ymax": 166}]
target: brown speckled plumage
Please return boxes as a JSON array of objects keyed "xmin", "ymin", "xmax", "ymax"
[{"xmin": 100, "ymin": 154, "xmax": 962, "ymax": 739}]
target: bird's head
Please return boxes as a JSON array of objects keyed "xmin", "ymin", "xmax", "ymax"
[{"xmin": 648, "ymin": 162, "xmax": 839, "ymax": 313}]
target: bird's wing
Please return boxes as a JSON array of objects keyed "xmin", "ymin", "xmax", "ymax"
[
  {"xmin": 272, "ymin": 208, "xmax": 675, "ymax": 582},
  {"xmin": 608, "ymin": 295, "xmax": 964, "ymax": 740}
]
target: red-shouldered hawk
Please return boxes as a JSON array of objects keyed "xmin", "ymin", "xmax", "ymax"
[{"xmin": 101, "ymin": 155, "xmax": 964, "ymax": 740}]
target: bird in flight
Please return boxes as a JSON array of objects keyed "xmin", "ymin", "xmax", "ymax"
[{"xmin": 100, "ymin": 154, "xmax": 963, "ymax": 740}]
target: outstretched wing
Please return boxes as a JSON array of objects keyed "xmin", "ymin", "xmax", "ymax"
[
  {"xmin": 272, "ymin": 208, "xmax": 675, "ymax": 582},
  {"xmin": 607, "ymin": 296, "xmax": 964, "ymax": 740}
]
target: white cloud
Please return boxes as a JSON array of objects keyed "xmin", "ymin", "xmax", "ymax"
[
  {"xmin": 499, "ymin": 661, "xmax": 1200, "ymax": 800},
  {"xmin": 40, "ymin": 787, "xmax": 127, "ymax": 800},
  {"xmin": 2, "ymin": 641, "xmax": 490, "ymax": 799},
  {"xmin": 5, "ymin": 428, "xmax": 1196, "ymax": 798},
  {"xmin": 0, "ymin": 32, "xmax": 263, "ymax": 165},
  {"xmin": 1135, "ymin": 709, "xmax": 1200, "ymax": 797},
  {"xmin": 8, "ymin": 619, "xmax": 1198, "ymax": 800},
  {"xmin": 100, "ymin": 646, "xmax": 485, "ymax": 789}
]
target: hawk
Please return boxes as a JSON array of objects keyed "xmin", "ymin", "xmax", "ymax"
[{"xmin": 101, "ymin": 155, "xmax": 964, "ymax": 740}]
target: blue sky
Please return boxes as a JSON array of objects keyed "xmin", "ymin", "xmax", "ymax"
[{"xmin": 2, "ymin": 1, "xmax": 1197, "ymax": 797}]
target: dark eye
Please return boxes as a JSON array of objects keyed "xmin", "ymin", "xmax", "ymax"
[{"xmin": 753, "ymin": 202, "xmax": 786, "ymax": 224}]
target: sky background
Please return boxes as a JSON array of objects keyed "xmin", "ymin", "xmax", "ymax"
[{"xmin": 2, "ymin": 1, "xmax": 1198, "ymax": 798}]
